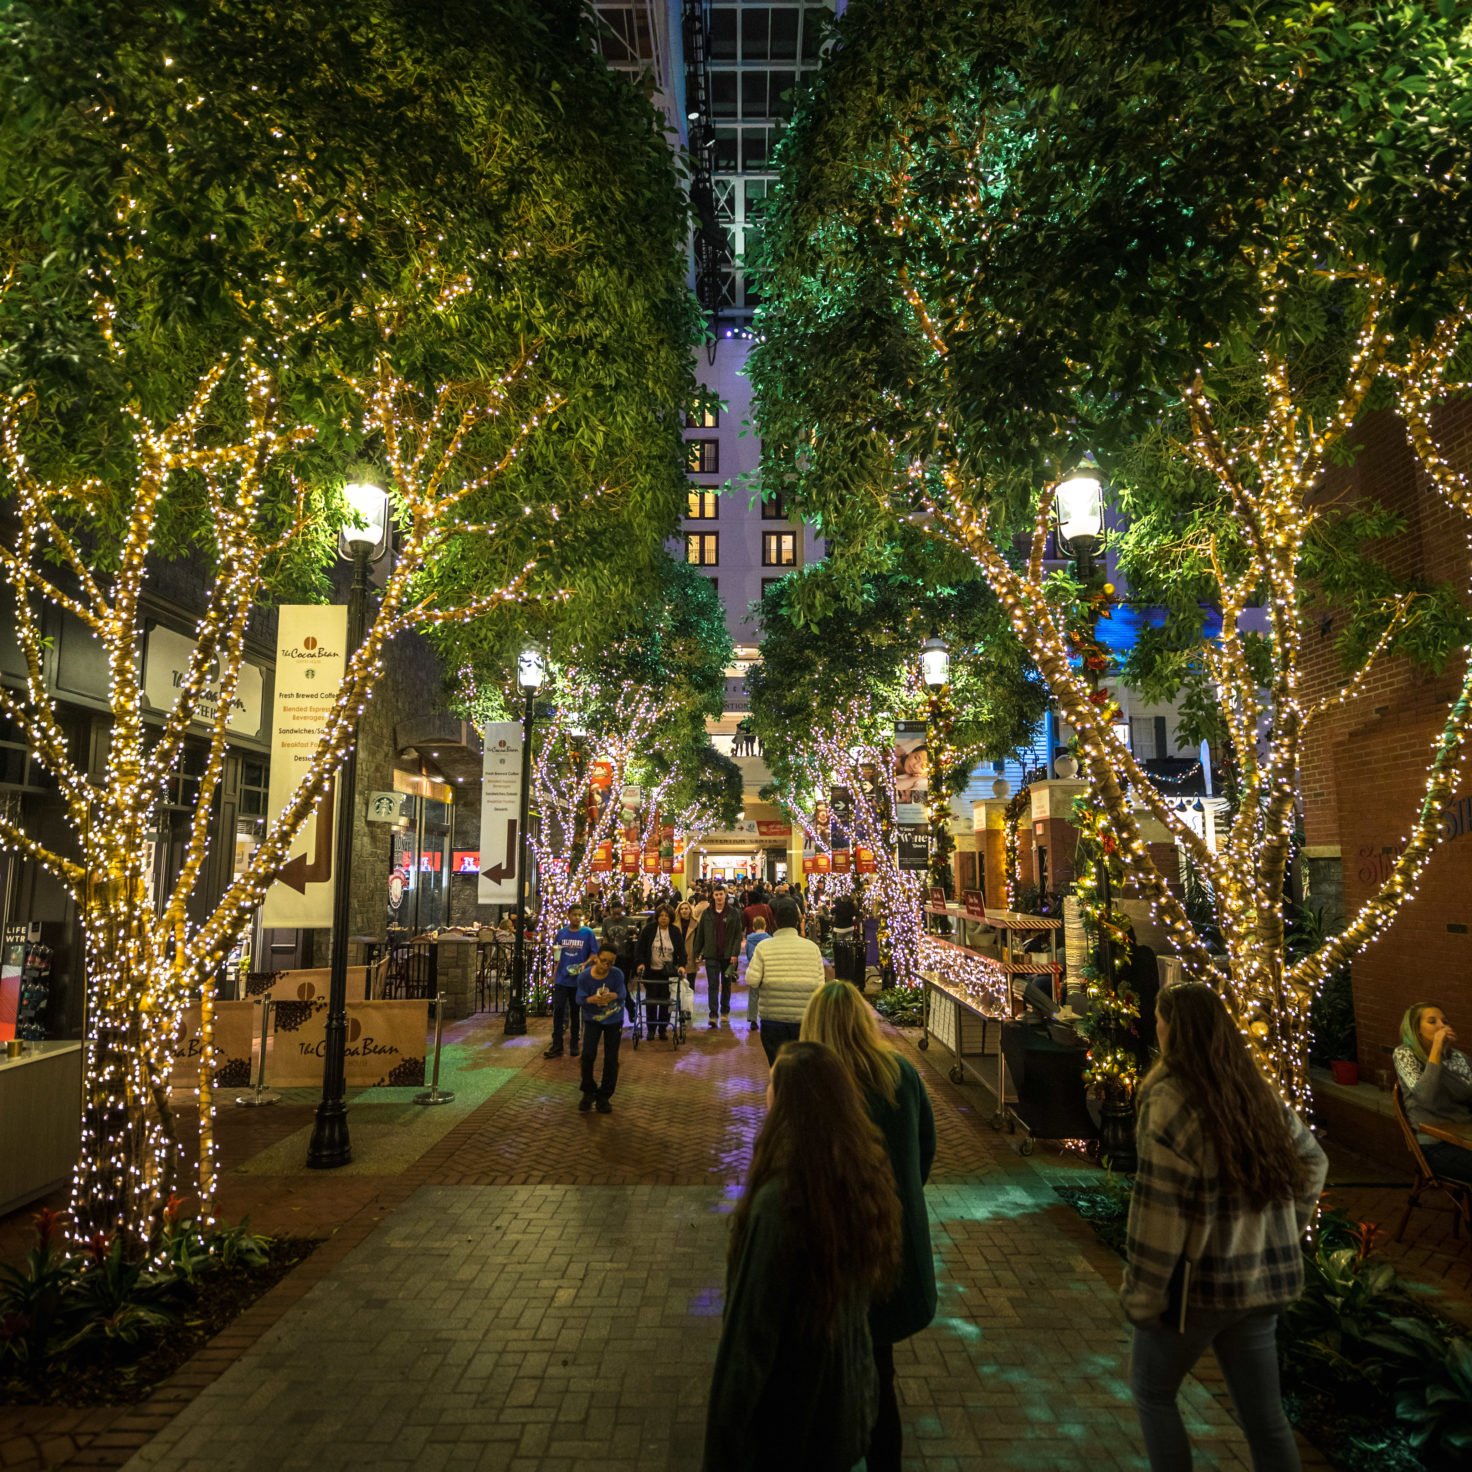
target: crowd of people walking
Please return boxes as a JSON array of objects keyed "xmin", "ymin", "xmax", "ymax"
[{"xmin": 535, "ymin": 882, "xmax": 1332, "ymax": 1470}]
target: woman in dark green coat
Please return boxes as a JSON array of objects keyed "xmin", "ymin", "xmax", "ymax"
[
  {"xmin": 703, "ymin": 1041, "xmax": 902, "ymax": 1472},
  {"xmin": 802, "ymin": 982, "xmax": 938, "ymax": 1472}
]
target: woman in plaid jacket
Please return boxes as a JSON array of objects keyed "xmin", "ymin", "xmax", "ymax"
[{"xmin": 1122, "ymin": 983, "xmax": 1327, "ymax": 1471}]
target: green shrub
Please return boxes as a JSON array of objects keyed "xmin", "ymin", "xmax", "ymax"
[{"xmin": 872, "ymin": 986, "xmax": 924, "ymax": 1028}]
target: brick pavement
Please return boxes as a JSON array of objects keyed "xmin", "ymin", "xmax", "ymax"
[{"xmin": 6, "ymin": 1000, "xmax": 1320, "ymax": 1471}]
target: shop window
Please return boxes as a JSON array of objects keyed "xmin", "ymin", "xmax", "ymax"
[
  {"xmin": 687, "ymin": 532, "xmax": 719, "ymax": 567},
  {"xmin": 762, "ymin": 531, "xmax": 796, "ymax": 566},
  {"xmin": 240, "ymin": 758, "xmax": 269, "ymax": 817}
]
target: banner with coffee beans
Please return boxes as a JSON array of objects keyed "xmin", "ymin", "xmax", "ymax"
[
  {"xmin": 267, "ymin": 998, "xmax": 428, "ymax": 1087},
  {"xmin": 170, "ymin": 1001, "xmax": 256, "ymax": 1090}
]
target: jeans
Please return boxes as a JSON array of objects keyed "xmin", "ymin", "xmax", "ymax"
[
  {"xmin": 551, "ymin": 983, "xmax": 580, "ymax": 1051},
  {"xmin": 1423, "ymin": 1140, "xmax": 1472, "ymax": 1184},
  {"xmin": 759, "ymin": 1019, "xmax": 800, "ymax": 1066},
  {"xmin": 868, "ymin": 1338, "xmax": 901, "ymax": 1472},
  {"xmin": 580, "ymin": 1020, "xmax": 622, "ymax": 1101},
  {"xmin": 706, "ymin": 959, "xmax": 734, "ymax": 1018},
  {"xmin": 1131, "ymin": 1308, "xmax": 1299, "ymax": 1471}
]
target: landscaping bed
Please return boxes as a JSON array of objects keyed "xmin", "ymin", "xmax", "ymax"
[
  {"xmin": 1053, "ymin": 1180, "xmax": 1472, "ymax": 1470},
  {"xmin": 2, "ymin": 1207, "xmax": 317, "ymax": 1407}
]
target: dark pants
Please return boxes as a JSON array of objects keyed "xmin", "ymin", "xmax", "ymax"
[
  {"xmin": 645, "ymin": 970, "xmax": 671, "ymax": 1030},
  {"xmin": 1423, "ymin": 1140, "xmax": 1472, "ymax": 1184},
  {"xmin": 869, "ymin": 1338, "xmax": 901, "ymax": 1472},
  {"xmin": 1131, "ymin": 1308, "xmax": 1299, "ymax": 1471},
  {"xmin": 580, "ymin": 1020, "xmax": 622, "ymax": 1101},
  {"xmin": 759, "ymin": 1019, "xmax": 800, "ymax": 1066},
  {"xmin": 551, "ymin": 983, "xmax": 580, "ymax": 1051},
  {"xmin": 707, "ymin": 959, "xmax": 734, "ymax": 1018}
]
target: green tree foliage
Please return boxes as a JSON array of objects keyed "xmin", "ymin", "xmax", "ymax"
[
  {"xmin": 0, "ymin": 0, "xmax": 699, "ymax": 616},
  {"xmin": 748, "ymin": 0, "xmax": 1472, "ymax": 1097}
]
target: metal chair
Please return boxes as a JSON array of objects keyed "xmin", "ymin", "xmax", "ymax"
[
  {"xmin": 1391, "ymin": 1082, "xmax": 1472, "ymax": 1242},
  {"xmin": 403, "ymin": 938, "xmax": 437, "ymax": 1000},
  {"xmin": 475, "ymin": 935, "xmax": 507, "ymax": 1012}
]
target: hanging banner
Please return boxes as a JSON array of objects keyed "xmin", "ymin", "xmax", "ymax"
[
  {"xmin": 898, "ymin": 825, "xmax": 930, "ymax": 873},
  {"xmin": 589, "ymin": 760, "xmax": 613, "ymax": 790},
  {"xmin": 170, "ymin": 1001, "xmax": 256, "ymax": 1090},
  {"xmin": 261, "ymin": 605, "xmax": 348, "ymax": 929},
  {"xmin": 831, "ymin": 848, "xmax": 851, "ymax": 873},
  {"xmin": 756, "ymin": 820, "xmax": 792, "ymax": 838},
  {"xmin": 478, "ymin": 721, "xmax": 523, "ymax": 905},
  {"xmin": 894, "ymin": 720, "xmax": 929, "ymax": 804},
  {"xmin": 802, "ymin": 853, "xmax": 831, "ymax": 875},
  {"xmin": 620, "ymin": 844, "xmax": 640, "ymax": 874},
  {"xmin": 268, "ymin": 999, "xmax": 427, "ymax": 1087},
  {"xmin": 591, "ymin": 841, "xmax": 614, "ymax": 874},
  {"xmin": 855, "ymin": 846, "xmax": 876, "ymax": 874}
]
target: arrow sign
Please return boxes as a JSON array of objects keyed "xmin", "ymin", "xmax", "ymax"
[
  {"xmin": 280, "ymin": 778, "xmax": 335, "ymax": 893},
  {"xmin": 481, "ymin": 819, "xmax": 518, "ymax": 885}
]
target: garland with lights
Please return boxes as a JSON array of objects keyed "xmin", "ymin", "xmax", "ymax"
[
  {"xmin": 1002, "ymin": 784, "xmax": 1031, "ymax": 909},
  {"xmin": 0, "ymin": 314, "xmax": 606, "ymax": 1249},
  {"xmin": 925, "ymin": 680, "xmax": 959, "ymax": 927},
  {"xmin": 1069, "ymin": 796, "xmax": 1141, "ymax": 1096}
]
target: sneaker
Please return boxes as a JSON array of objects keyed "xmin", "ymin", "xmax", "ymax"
[
  {"xmin": 578, "ymin": 1094, "xmax": 593, "ymax": 1112},
  {"xmin": 543, "ymin": 1045, "xmax": 564, "ymax": 1059},
  {"xmin": 708, "ymin": 1019, "xmax": 718, "ymax": 1029},
  {"xmin": 595, "ymin": 1098, "xmax": 612, "ymax": 1114}
]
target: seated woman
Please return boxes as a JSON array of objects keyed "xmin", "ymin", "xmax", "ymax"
[{"xmin": 1394, "ymin": 1003, "xmax": 1472, "ymax": 1184}]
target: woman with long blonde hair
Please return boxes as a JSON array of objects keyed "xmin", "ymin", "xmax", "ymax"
[
  {"xmin": 800, "ymin": 983, "xmax": 936, "ymax": 1472},
  {"xmin": 1124, "ymin": 983, "xmax": 1327, "ymax": 1470},
  {"xmin": 703, "ymin": 1040, "xmax": 902, "ymax": 1471}
]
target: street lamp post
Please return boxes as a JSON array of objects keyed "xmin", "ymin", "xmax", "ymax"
[
  {"xmin": 504, "ymin": 649, "xmax": 545, "ymax": 1036},
  {"xmin": 920, "ymin": 632, "xmax": 952, "ymax": 933},
  {"xmin": 1053, "ymin": 462, "xmax": 1137, "ymax": 1173},
  {"xmin": 307, "ymin": 481, "xmax": 389, "ymax": 1170}
]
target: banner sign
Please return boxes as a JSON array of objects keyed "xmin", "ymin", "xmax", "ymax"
[
  {"xmin": 756, "ymin": 820, "xmax": 792, "ymax": 838},
  {"xmin": 478, "ymin": 720, "xmax": 523, "ymax": 905},
  {"xmin": 143, "ymin": 625, "xmax": 267, "ymax": 744},
  {"xmin": 170, "ymin": 1001, "xmax": 256, "ymax": 1090},
  {"xmin": 268, "ymin": 999, "xmax": 427, "ymax": 1087},
  {"xmin": 898, "ymin": 825, "xmax": 930, "ymax": 872},
  {"xmin": 261, "ymin": 605, "xmax": 348, "ymax": 928},
  {"xmin": 642, "ymin": 851, "xmax": 661, "ymax": 874},
  {"xmin": 242, "ymin": 964, "xmax": 382, "ymax": 1003},
  {"xmin": 894, "ymin": 720, "xmax": 929, "ymax": 804},
  {"xmin": 620, "ymin": 844, "xmax": 640, "ymax": 874},
  {"xmin": 591, "ymin": 841, "xmax": 614, "ymax": 873},
  {"xmin": 589, "ymin": 760, "xmax": 613, "ymax": 790},
  {"xmin": 855, "ymin": 846, "xmax": 876, "ymax": 874},
  {"xmin": 831, "ymin": 848, "xmax": 851, "ymax": 873},
  {"xmin": 802, "ymin": 853, "xmax": 831, "ymax": 875}
]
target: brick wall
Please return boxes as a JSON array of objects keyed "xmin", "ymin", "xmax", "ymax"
[{"xmin": 1300, "ymin": 403, "xmax": 1472, "ymax": 1074}]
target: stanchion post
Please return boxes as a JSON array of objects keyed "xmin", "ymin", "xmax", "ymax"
[
  {"xmin": 235, "ymin": 999, "xmax": 280, "ymax": 1108},
  {"xmin": 414, "ymin": 991, "xmax": 456, "ymax": 1106}
]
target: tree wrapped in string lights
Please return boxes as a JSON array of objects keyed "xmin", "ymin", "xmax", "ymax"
[
  {"xmin": 0, "ymin": 321, "xmax": 574, "ymax": 1246},
  {"xmin": 749, "ymin": 0, "xmax": 1472, "ymax": 1102}
]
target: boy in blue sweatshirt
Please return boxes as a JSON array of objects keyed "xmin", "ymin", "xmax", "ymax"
[
  {"xmin": 576, "ymin": 942, "xmax": 628, "ymax": 1114},
  {"xmin": 544, "ymin": 903, "xmax": 598, "ymax": 1058}
]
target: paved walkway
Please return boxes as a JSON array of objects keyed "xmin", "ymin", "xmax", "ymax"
[{"xmin": 6, "ymin": 992, "xmax": 1326, "ymax": 1471}]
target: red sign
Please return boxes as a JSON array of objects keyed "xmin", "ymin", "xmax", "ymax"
[
  {"xmin": 756, "ymin": 820, "xmax": 792, "ymax": 838},
  {"xmin": 451, "ymin": 850, "xmax": 480, "ymax": 874},
  {"xmin": 855, "ymin": 847, "xmax": 876, "ymax": 875},
  {"xmin": 591, "ymin": 841, "xmax": 614, "ymax": 874},
  {"xmin": 929, "ymin": 886, "xmax": 947, "ymax": 907},
  {"xmin": 802, "ymin": 853, "xmax": 831, "ymax": 874},
  {"xmin": 831, "ymin": 849, "xmax": 851, "ymax": 873},
  {"xmin": 589, "ymin": 761, "xmax": 613, "ymax": 790},
  {"xmin": 641, "ymin": 851, "xmax": 661, "ymax": 874},
  {"xmin": 962, "ymin": 888, "xmax": 986, "ymax": 919},
  {"xmin": 620, "ymin": 845, "xmax": 640, "ymax": 874}
]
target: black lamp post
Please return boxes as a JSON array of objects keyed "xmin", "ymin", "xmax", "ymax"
[
  {"xmin": 307, "ymin": 481, "xmax": 389, "ymax": 1170},
  {"xmin": 503, "ymin": 648, "xmax": 545, "ymax": 1036},
  {"xmin": 1054, "ymin": 461, "xmax": 1138, "ymax": 1173}
]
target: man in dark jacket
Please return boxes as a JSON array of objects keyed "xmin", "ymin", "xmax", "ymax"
[{"xmin": 691, "ymin": 885, "xmax": 741, "ymax": 1027}]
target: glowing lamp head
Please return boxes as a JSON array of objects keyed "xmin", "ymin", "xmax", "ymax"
[
  {"xmin": 517, "ymin": 650, "xmax": 546, "ymax": 691},
  {"xmin": 340, "ymin": 481, "xmax": 389, "ymax": 557},
  {"xmin": 920, "ymin": 633, "xmax": 951, "ymax": 689},
  {"xmin": 1054, "ymin": 463, "xmax": 1105, "ymax": 557}
]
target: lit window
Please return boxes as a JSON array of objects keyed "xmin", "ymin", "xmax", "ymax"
[
  {"xmin": 687, "ymin": 532, "xmax": 719, "ymax": 566},
  {"xmin": 686, "ymin": 406, "xmax": 720, "ymax": 429},
  {"xmin": 688, "ymin": 439, "xmax": 720, "ymax": 475},
  {"xmin": 688, "ymin": 489, "xmax": 719, "ymax": 520},
  {"xmin": 762, "ymin": 531, "xmax": 796, "ymax": 567}
]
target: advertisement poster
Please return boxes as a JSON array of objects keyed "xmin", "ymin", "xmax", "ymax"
[
  {"xmin": 261, "ymin": 605, "xmax": 347, "ymax": 928},
  {"xmin": 591, "ymin": 841, "xmax": 614, "ymax": 873},
  {"xmin": 268, "ymin": 999, "xmax": 427, "ymax": 1088},
  {"xmin": 894, "ymin": 720, "xmax": 929, "ymax": 803},
  {"xmin": 478, "ymin": 721, "xmax": 523, "ymax": 905},
  {"xmin": 855, "ymin": 846, "xmax": 876, "ymax": 874},
  {"xmin": 831, "ymin": 849, "xmax": 851, "ymax": 873},
  {"xmin": 897, "ymin": 825, "xmax": 930, "ymax": 872},
  {"xmin": 620, "ymin": 845, "xmax": 640, "ymax": 874}
]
